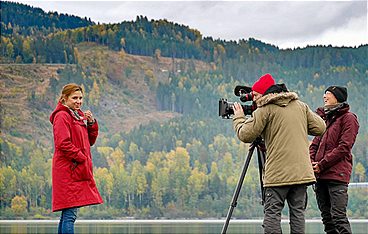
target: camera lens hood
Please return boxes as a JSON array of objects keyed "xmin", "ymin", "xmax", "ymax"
[{"xmin": 234, "ymin": 85, "xmax": 252, "ymax": 96}]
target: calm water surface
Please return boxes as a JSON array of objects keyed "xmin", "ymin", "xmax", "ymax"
[{"xmin": 1, "ymin": 219, "xmax": 367, "ymax": 234}]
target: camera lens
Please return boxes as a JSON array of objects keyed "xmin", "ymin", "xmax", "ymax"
[{"xmin": 240, "ymin": 92, "xmax": 253, "ymax": 102}]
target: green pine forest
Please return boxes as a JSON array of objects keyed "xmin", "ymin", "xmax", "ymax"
[{"xmin": 0, "ymin": 2, "xmax": 367, "ymax": 219}]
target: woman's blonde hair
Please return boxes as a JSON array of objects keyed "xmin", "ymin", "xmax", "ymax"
[{"xmin": 59, "ymin": 83, "xmax": 83, "ymax": 103}]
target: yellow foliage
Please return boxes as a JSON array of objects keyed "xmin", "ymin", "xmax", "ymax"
[
  {"xmin": 94, "ymin": 167, "xmax": 114, "ymax": 195},
  {"xmin": 144, "ymin": 69, "xmax": 157, "ymax": 88},
  {"xmin": 145, "ymin": 161, "xmax": 155, "ymax": 174},
  {"xmin": 11, "ymin": 195, "xmax": 27, "ymax": 215},
  {"xmin": 88, "ymin": 80, "xmax": 100, "ymax": 106},
  {"xmin": 355, "ymin": 162, "xmax": 366, "ymax": 182}
]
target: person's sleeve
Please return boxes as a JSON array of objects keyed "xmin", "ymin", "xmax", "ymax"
[
  {"xmin": 318, "ymin": 113, "xmax": 359, "ymax": 172},
  {"xmin": 306, "ymin": 106, "xmax": 326, "ymax": 136},
  {"xmin": 309, "ymin": 136, "xmax": 320, "ymax": 162},
  {"xmin": 233, "ymin": 108, "xmax": 267, "ymax": 143},
  {"xmin": 87, "ymin": 119, "xmax": 99, "ymax": 146},
  {"xmin": 53, "ymin": 112, "xmax": 87, "ymax": 163}
]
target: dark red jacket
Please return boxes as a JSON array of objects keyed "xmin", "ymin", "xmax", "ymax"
[
  {"xmin": 310, "ymin": 103, "xmax": 359, "ymax": 183},
  {"xmin": 50, "ymin": 102, "xmax": 103, "ymax": 211}
]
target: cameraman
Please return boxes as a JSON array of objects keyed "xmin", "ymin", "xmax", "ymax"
[{"xmin": 232, "ymin": 73, "xmax": 326, "ymax": 234}]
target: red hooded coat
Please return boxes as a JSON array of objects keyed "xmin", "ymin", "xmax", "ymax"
[{"xmin": 50, "ymin": 102, "xmax": 103, "ymax": 212}]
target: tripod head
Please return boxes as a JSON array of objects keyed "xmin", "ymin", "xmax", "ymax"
[{"xmin": 251, "ymin": 136, "xmax": 266, "ymax": 150}]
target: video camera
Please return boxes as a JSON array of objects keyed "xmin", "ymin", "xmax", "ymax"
[{"xmin": 219, "ymin": 85, "xmax": 257, "ymax": 119}]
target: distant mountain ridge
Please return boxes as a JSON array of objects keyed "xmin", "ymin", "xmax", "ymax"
[
  {"xmin": 1, "ymin": 1, "xmax": 366, "ymax": 68},
  {"xmin": 1, "ymin": 1, "xmax": 94, "ymax": 35}
]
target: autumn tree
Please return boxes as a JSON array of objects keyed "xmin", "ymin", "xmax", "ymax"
[{"xmin": 11, "ymin": 195, "xmax": 27, "ymax": 216}]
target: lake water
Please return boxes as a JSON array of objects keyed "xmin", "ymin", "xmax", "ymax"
[{"xmin": 1, "ymin": 219, "xmax": 367, "ymax": 233}]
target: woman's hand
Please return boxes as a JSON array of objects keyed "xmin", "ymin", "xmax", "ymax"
[
  {"xmin": 312, "ymin": 161, "xmax": 321, "ymax": 173},
  {"xmin": 84, "ymin": 110, "xmax": 95, "ymax": 123}
]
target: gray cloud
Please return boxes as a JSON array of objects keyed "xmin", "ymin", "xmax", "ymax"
[{"xmin": 16, "ymin": 1, "xmax": 368, "ymax": 48}]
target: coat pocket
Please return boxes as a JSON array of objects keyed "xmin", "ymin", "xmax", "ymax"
[{"xmin": 70, "ymin": 158, "xmax": 92, "ymax": 181}]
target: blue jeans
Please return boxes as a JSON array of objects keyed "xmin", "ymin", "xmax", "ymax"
[{"xmin": 58, "ymin": 208, "xmax": 78, "ymax": 234}]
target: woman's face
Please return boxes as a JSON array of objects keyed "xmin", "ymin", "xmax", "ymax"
[
  {"xmin": 323, "ymin": 91, "xmax": 338, "ymax": 106},
  {"xmin": 64, "ymin": 90, "xmax": 83, "ymax": 110}
]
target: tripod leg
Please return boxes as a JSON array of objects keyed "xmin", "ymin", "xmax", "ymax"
[
  {"xmin": 256, "ymin": 146, "xmax": 266, "ymax": 205},
  {"xmin": 221, "ymin": 143, "xmax": 256, "ymax": 234}
]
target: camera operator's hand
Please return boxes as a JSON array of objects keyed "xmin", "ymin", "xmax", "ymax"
[{"xmin": 233, "ymin": 102, "xmax": 244, "ymax": 116}]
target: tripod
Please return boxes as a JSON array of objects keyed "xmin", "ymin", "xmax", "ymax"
[{"xmin": 221, "ymin": 137, "xmax": 266, "ymax": 234}]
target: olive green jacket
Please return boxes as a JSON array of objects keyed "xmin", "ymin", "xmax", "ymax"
[{"xmin": 233, "ymin": 92, "xmax": 326, "ymax": 187}]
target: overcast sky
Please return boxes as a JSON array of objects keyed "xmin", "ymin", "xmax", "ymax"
[{"xmin": 15, "ymin": 0, "xmax": 368, "ymax": 49}]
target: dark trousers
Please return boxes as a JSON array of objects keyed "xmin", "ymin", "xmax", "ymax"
[
  {"xmin": 263, "ymin": 184, "xmax": 308, "ymax": 234},
  {"xmin": 315, "ymin": 181, "xmax": 351, "ymax": 234}
]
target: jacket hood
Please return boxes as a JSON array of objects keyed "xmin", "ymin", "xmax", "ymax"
[
  {"xmin": 50, "ymin": 102, "xmax": 67, "ymax": 124},
  {"xmin": 256, "ymin": 92, "xmax": 299, "ymax": 108},
  {"xmin": 50, "ymin": 102, "xmax": 83, "ymax": 124}
]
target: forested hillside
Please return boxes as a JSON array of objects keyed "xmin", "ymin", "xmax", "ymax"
[
  {"xmin": 1, "ymin": 1, "xmax": 367, "ymax": 219},
  {"xmin": 0, "ymin": 1, "xmax": 93, "ymax": 34}
]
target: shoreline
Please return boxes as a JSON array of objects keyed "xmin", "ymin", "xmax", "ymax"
[{"xmin": 1, "ymin": 219, "xmax": 368, "ymax": 223}]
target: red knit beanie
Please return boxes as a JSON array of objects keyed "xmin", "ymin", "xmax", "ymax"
[{"xmin": 252, "ymin": 74, "xmax": 276, "ymax": 94}]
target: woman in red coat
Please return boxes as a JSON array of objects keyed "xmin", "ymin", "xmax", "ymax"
[{"xmin": 50, "ymin": 83, "xmax": 103, "ymax": 234}]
